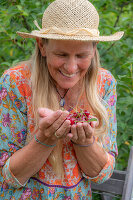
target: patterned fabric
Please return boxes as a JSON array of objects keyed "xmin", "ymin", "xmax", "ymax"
[
  {"xmin": 2, "ymin": 158, "xmax": 28, "ymax": 188},
  {"xmin": 0, "ymin": 64, "xmax": 117, "ymax": 199}
]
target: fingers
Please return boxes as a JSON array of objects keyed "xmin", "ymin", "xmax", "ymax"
[
  {"xmin": 54, "ymin": 119, "xmax": 71, "ymax": 138},
  {"xmin": 38, "ymin": 109, "xmax": 70, "ymax": 139},
  {"xmin": 47, "ymin": 111, "xmax": 69, "ymax": 133},
  {"xmin": 90, "ymin": 119, "xmax": 99, "ymax": 128},
  {"xmin": 71, "ymin": 121, "xmax": 94, "ymax": 143},
  {"xmin": 83, "ymin": 122, "xmax": 93, "ymax": 139},
  {"xmin": 38, "ymin": 107, "xmax": 55, "ymax": 118},
  {"xmin": 77, "ymin": 123, "xmax": 86, "ymax": 142},
  {"xmin": 38, "ymin": 108, "xmax": 98, "ymax": 142},
  {"xmin": 39, "ymin": 110, "xmax": 62, "ymax": 130},
  {"xmin": 71, "ymin": 125, "xmax": 78, "ymax": 141},
  {"xmin": 89, "ymin": 115, "xmax": 99, "ymax": 128}
]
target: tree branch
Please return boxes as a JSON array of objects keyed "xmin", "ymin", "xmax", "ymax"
[
  {"xmin": 114, "ymin": 1, "xmax": 131, "ymax": 27},
  {"xmin": 22, "ymin": 15, "xmax": 31, "ymax": 31},
  {"xmin": 101, "ymin": 43, "xmax": 116, "ymax": 57},
  {"xmin": 114, "ymin": 6, "xmax": 123, "ymax": 27},
  {"xmin": 101, "ymin": 1, "xmax": 131, "ymax": 57}
]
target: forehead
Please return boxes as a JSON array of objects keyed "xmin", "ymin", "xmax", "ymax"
[{"xmin": 46, "ymin": 39, "xmax": 94, "ymax": 53}]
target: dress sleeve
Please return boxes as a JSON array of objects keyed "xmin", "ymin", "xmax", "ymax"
[
  {"xmin": 82, "ymin": 70, "xmax": 117, "ymax": 184},
  {"xmin": 0, "ymin": 72, "xmax": 28, "ymax": 188},
  {"xmin": 102, "ymin": 70, "xmax": 118, "ymax": 156}
]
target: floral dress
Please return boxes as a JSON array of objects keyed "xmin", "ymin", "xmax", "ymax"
[{"xmin": 0, "ymin": 64, "xmax": 117, "ymax": 200}]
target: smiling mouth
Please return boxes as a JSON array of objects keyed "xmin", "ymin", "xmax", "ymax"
[{"xmin": 59, "ymin": 70, "xmax": 78, "ymax": 78}]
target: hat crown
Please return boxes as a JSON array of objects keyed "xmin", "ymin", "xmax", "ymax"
[{"xmin": 42, "ymin": 0, "xmax": 99, "ymax": 31}]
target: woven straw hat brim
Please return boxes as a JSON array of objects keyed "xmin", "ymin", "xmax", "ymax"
[
  {"xmin": 17, "ymin": 31, "xmax": 124, "ymax": 42},
  {"xmin": 16, "ymin": 0, "xmax": 124, "ymax": 42}
]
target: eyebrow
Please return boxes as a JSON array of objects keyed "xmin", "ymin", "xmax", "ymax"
[{"xmin": 53, "ymin": 50, "xmax": 92, "ymax": 55}]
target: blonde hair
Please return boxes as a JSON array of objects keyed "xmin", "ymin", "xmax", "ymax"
[{"xmin": 29, "ymin": 40, "xmax": 108, "ymax": 179}]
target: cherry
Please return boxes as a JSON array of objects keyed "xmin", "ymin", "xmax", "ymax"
[{"xmin": 66, "ymin": 109, "xmax": 96, "ymax": 125}]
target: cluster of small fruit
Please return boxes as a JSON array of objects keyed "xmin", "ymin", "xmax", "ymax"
[{"xmin": 66, "ymin": 110, "xmax": 97, "ymax": 125}]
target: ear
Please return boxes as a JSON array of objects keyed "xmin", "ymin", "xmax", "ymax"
[{"xmin": 36, "ymin": 38, "xmax": 46, "ymax": 57}]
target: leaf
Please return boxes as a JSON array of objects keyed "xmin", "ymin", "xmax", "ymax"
[
  {"xmin": 17, "ymin": 5, "xmax": 23, "ymax": 11},
  {"xmin": 87, "ymin": 118, "xmax": 98, "ymax": 122}
]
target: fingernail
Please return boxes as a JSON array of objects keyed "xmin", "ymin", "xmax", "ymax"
[
  {"xmin": 64, "ymin": 110, "xmax": 69, "ymax": 115},
  {"xmin": 92, "ymin": 121, "xmax": 97, "ymax": 128},
  {"xmin": 57, "ymin": 110, "xmax": 62, "ymax": 114}
]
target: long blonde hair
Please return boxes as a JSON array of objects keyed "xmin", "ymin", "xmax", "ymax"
[{"xmin": 29, "ymin": 40, "xmax": 108, "ymax": 179}]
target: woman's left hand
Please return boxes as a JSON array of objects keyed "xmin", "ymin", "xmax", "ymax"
[{"xmin": 70, "ymin": 117, "xmax": 99, "ymax": 145}]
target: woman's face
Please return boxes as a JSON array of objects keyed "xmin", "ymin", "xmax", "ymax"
[{"xmin": 39, "ymin": 39, "xmax": 96, "ymax": 89}]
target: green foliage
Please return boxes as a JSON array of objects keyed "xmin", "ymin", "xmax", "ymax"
[
  {"xmin": 93, "ymin": 0, "xmax": 133, "ymax": 170},
  {"xmin": 0, "ymin": 0, "xmax": 52, "ymax": 73},
  {"xmin": 0, "ymin": 0, "xmax": 133, "ymax": 172}
]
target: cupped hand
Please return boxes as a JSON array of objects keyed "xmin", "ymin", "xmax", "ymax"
[
  {"xmin": 36, "ymin": 108, "xmax": 71, "ymax": 144},
  {"xmin": 70, "ymin": 116, "xmax": 99, "ymax": 145}
]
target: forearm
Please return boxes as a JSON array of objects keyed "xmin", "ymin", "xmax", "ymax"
[
  {"xmin": 73, "ymin": 141, "xmax": 108, "ymax": 178},
  {"xmin": 9, "ymin": 133, "xmax": 55, "ymax": 185},
  {"xmin": 6, "ymin": 109, "xmax": 70, "ymax": 186}
]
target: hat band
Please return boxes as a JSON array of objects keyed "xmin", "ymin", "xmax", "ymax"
[{"xmin": 33, "ymin": 20, "xmax": 100, "ymax": 37}]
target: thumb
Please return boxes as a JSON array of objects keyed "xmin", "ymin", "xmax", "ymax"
[{"xmin": 38, "ymin": 108, "xmax": 54, "ymax": 118}]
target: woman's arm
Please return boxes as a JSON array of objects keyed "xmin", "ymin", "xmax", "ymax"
[
  {"xmin": 9, "ymin": 131, "xmax": 55, "ymax": 185},
  {"xmin": 71, "ymin": 121, "xmax": 108, "ymax": 178},
  {"xmin": 9, "ymin": 109, "xmax": 70, "ymax": 185},
  {"xmin": 73, "ymin": 138, "xmax": 108, "ymax": 177},
  {"xmin": 0, "ymin": 72, "xmax": 70, "ymax": 187},
  {"xmin": 71, "ymin": 70, "xmax": 117, "ymax": 182}
]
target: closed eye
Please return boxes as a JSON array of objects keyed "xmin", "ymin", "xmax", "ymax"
[
  {"xmin": 55, "ymin": 53, "xmax": 67, "ymax": 57},
  {"xmin": 77, "ymin": 54, "xmax": 89, "ymax": 58}
]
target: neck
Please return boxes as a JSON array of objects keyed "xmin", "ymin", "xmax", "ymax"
[
  {"xmin": 56, "ymin": 79, "xmax": 84, "ymax": 97},
  {"xmin": 55, "ymin": 80, "xmax": 84, "ymax": 110},
  {"xmin": 56, "ymin": 87, "xmax": 69, "ymax": 98}
]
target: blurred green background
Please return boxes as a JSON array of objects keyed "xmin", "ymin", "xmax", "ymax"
[{"xmin": 0, "ymin": 0, "xmax": 133, "ymax": 179}]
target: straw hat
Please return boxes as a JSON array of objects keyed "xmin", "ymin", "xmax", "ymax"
[{"xmin": 17, "ymin": 0, "xmax": 124, "ymax": 42}]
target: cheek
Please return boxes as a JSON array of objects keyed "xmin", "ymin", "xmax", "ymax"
[
  {"xmin": 80, "ymin": 59, "xmax": 92, "ymax": 71},
  {"xmin": 47, "ymin": 56, "xmax": 64, "ymax": 70}
]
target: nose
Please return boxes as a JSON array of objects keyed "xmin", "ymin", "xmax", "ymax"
[{"xmin": 64, "ymin": 57, "xmax": 78, "ymax": 74}]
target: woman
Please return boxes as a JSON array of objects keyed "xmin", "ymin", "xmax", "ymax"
[{"xmin": 0, "ymin": 0, "xmax": 124, "ymax": 199}]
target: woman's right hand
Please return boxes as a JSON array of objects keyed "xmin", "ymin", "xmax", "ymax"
[{"xmin": 36, "ymin": 108, "xmax": 71, "ymax": 144}]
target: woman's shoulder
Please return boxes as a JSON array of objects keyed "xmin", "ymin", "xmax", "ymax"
[
  {"xmin": 98, "ymin": 67, "xmax": 115, "ymax": 79},
  {"xmin": 97, "ymin": 68, "xmax": 117, "ymax": 97},
  {"xmin": 2, "ymin": 62, "xmax": 31, "ymax": 81},
  {"xmin": 98, "ymin": 67, "xmax": 117, "ymax": 87},
  {"xmin": 98, "ymin": 68, "xmax": 116, "ymax": 83},
  {"xmin": 0, "ymin": 62, "xmax": 32, "ymax": 98}
]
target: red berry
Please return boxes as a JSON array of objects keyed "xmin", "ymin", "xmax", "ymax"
[
  {"xmin": 70, "ymin": 118, "xmax": 76, "ymax": 125},
  {"xmin": 66, "ymin": 109, "xmax": 93, "ymax": 125},
  {"xmin": 84, "ymin": 110, "xmax": 90, "ymax": 117}
]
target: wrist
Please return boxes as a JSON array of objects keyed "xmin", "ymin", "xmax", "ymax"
[
  {"xmin": 71, "ymin": 136, "xmax": 95, "ymax": 147},
  {"xmin": 34, "ymin": 132, "xmax": 57, "ymax": 147}
]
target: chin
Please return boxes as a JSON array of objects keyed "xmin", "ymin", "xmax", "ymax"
[
  {"xmin": 59, "ymin": 82, "xmax": 77, "ymax": 89},
  {"xmin": 56, "ymin": 77, "xmax": 80, "ymax": 88}
]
